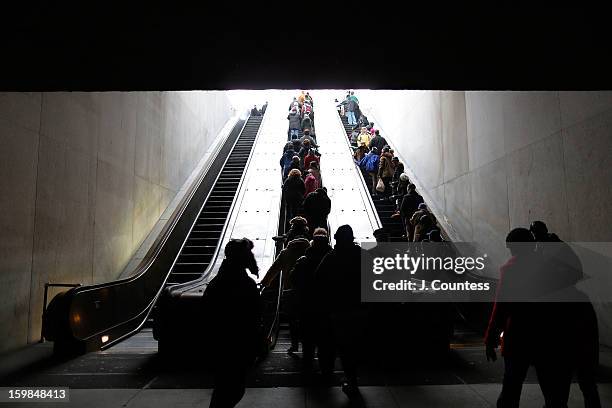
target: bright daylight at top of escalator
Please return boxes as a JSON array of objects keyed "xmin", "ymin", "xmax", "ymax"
[{"xmin": 1, "ymin": 89, "xmax": 611, "ymax": 408}]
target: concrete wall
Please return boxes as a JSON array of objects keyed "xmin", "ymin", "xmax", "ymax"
[
  {"xmin": 0, "ymin": 92, "xmax": 233, "ymax": 353},
  {"xmin": 362, "ymin": 90, "xmax": 612, "ymax": 342}
]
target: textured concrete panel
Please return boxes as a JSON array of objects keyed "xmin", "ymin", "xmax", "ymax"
[
  {"xmin": 0, "ymin": 118, "xmax": 39, "ymax": 352},
  {"xmin": 0, "ymin": 92, "xmax": 42, "ymax": 132},
  {"xmin": 134, "ymin": 93, "xmax": 162, "ymax": 185},
  {"xmin": 465, "ymin": 92, "xmax": 506, "ymax": 170},
  {"xmin": 97, "ymin": 92, "xmax": 137, "ymax": 174},
  {"xmin": 563, "ymin": 110, "xmax": 612, "ymax": 241},
  {"xmin": 503, "ymin": 91, "xmax": 561, "ymax": 154},
  {"xmin": 444, "ymin": 173, "xmax": 473, "ymax": 242},
  {"xmin": 506, "ymin": 133, "xmax": 570, "ymax": 239},
  {"xmin": 41, "ymin": 93, "xmax": 99, "ymax": 155},
  {"xmin": 560, "ymin": 91, "xmax": 612, "ymax": 128},
  {"xmin": 93, "ymin": 159, "xmax": 135, "ymax": 282},
  {"xmin": 0, "ymin": 91, "xmax": 233, "ymax": 353},
  {"xmin": 132, "ymin": 176, "xmax": 163, "ymax": 249},
  {"xmin": 441, "ymin": 91, "xmax": 469, "ymax": 182},
  {"xmin": 470, "ymin": 158, "xmax": 510, "ymax": 271},
  {"xmin": 29, "ymin": 134, "xmax": 97, "ymax": 341}
]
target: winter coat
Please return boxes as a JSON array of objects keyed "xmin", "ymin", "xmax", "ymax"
[
  {"xmin": 314, "ymin": 243, "xmax": 366, "ymax": 313},
  {"xmin": 304, "ymin": 153, "xmax": 319, "ymax": 171},
  {"xmin": 202, "ymin": 259, "xmax": 262, "ymax": 359},
  {"xmin": 288, "ymin": 112, "xmax": 301, "ymax": 129},
  {"xmin": 304, "ymin": 173, "xmax": 319, "ymax": 197},
  {"xmin": 368, "ymin": 135, "xmax": 388, "ymax": 152},
  {"xmin": 290, "ymin": 242, "xmax": 333, "ymax": 312},
  {"xmin": 400, "ymin": 191, "xmax": 424, "ymax": 219},
  {"xmin": 282, "ymin": 175, "xmax": 306, "ymax": 205},
  {"xmin": 280, "ymin": 150, "xmax": 296, "ymax": 179},
  {"xmin": 357, "ymin": 131, "xmax": 371, "ymax": 147},
  {"xmin": 360, "ymin": 152, "xmax": 380, "ymax": 173},
  {"xmin": 303, "ymin": 190, "xmax": 331, "ymax": 226},
  {"xmin": 378, "ymin": 153, "xmax": 394, "ymax": 178},
  {"xmin": 262, "ymin": 238, "xmax": 311, "ymax": 289},
  {"xmin": 301, "ymin": 116, "xmax": 312, "ymax": 130},
  {"xmin": 347, "ymin": 99, "xmax": 357, "ymax": 112}
]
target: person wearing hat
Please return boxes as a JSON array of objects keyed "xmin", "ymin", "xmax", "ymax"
[
  {"xmin": 203, "ymin": 238, "xmax": 262, "ymax": 408},
  {"xmin": 314, "ymin": 225, "xmax": 367, "ymax": 403}
]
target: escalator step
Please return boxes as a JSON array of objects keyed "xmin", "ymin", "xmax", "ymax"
[{"xmin": 172, "ymin": 263, "xmax": 210, "ymax": 274}]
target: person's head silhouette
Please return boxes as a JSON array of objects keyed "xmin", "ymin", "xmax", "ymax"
[
  {"xmin": 529, "ymin": 220, "xmax": 548, "ymax": 241},
  {"xmin": 334, "ymin": 225, "xmax": 354, "ymax": 247},
  {"xmin": 505, "ymin": 228, "xmax": 535, "ymax": 257},
  {"xmin": 224, "ymin": 238, "xmax": 258, "ymax": 276}
]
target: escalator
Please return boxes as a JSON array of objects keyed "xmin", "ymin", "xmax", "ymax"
[
  {"xmin": 167, "ymin": 119, "xmax": 260, "ymax": 285},
  {"xmin": 42, "ymin": 114, "xmax": 264, "ymax": 354},
  {"xmin": 338, "ymin": 115, "xmax": 404, "ymax": 241}
]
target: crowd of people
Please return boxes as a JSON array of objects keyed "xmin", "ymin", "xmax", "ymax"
[
  {"xmin": 250, "ymin": 102, "xmax": 267, "ymax": 116},
  {"xmin": 203, "ymin": 95, "xmax": 601, "ymax": 408},
  {"xmin": 262, "ymin": 93, "xmax": 365, "ymax": 403},
  {"xmin": 338, "ymin": 91, "xmax": 443, "ymax": 244}
]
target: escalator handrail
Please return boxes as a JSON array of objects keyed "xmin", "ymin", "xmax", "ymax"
[
  {"xmin": 333, "ymin": 111, "xmax": 383, "ymax": 231},
  {"xmin": 67, "ymin": 117, "xmax": 251, "ymax": 345},
  {"xmin": 164, "ymin": 112, "xmax": 268, "ymax": 296}
]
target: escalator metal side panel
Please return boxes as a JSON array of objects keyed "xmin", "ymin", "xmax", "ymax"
[{"xmin": 43, "ymin": 118, "xmax": 250, "ymax": 352}]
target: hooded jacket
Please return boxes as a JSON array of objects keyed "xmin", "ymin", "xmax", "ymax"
[{"xmin": 288, "ymin": 111, "xmax": 301, "ymax": 129}]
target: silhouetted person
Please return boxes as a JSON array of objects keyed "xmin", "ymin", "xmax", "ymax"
[
  {"xmin": 289, "ymin": 228, "xmax": 333, "ymax": 370},
  {"xmin": 250, "ymin": 105, "xmax": 261, "ymax": 116},
  {"xmin": 399, "ymin": 184, "xmax": 424, "ymax": 241},
  {"xmin": 261, "ymin": 101, "xmax": 268, "ymax": 115},
  {"xmin": 283, "ymin": 169, "xmax": 305, "ymax": 220},
  {"xmin": 530, "ymin": 220, "xmax": 583, "ymax": 289},
  {"xmin": 314, "ymin": 225, "xmax": 367, "ymax": 404},
  {"xmin": 262, "ymin": 232, "xmax": 310, "ymax": 353},
  {"xmin": 303, "ymin": 187, "xmax": 331, "ymax": 231},
  {"xmin": 204, "ymin": 238, "xmax": 261, "ymax": 408},
  {"xmin": 485, "ymin": 228, "xmax": 573, "ymax": 408},
  {"xmin": 530, "ymin": 220, "xmax": 600, "ymax": 407}
]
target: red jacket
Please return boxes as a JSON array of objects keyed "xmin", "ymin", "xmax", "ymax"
[{"xmin": 304, "ymin": 154, "xmax": 319, "ymax": 170}]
